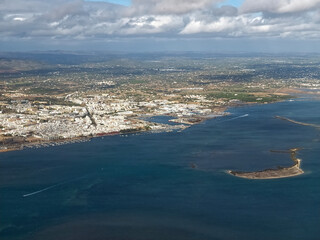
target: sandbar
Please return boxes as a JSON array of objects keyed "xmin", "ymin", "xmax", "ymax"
[
  {"xmin": 275, "ymin": 116, "xmax": 320, "ymax": 128},
  {"xmin": 228, "ymin": 148, "xmax": 304, "ymax": 179}
]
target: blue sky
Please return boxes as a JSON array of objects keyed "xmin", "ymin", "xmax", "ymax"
[{"xmin": 222, "ymin": 0, "xmax": 244, "ymax": 7}]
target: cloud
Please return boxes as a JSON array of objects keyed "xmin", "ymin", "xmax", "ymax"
[
  {"xmin": 130, "ymin": 0, "xmax": 222, "ymax": 15},
  {"xmin": 42, "ymin": 0, "xmax": 85, "ymax": 22},
  {"xmin": 240, "ymin": 0, "xmax": 320, "ymax": 14},
  {"xmin": 180, "ymin": 16, "xmax": 241, "ymax": 35},
  {"xmin": 0, "ymin": 0, "xmax": 320, "ymax": 42}
]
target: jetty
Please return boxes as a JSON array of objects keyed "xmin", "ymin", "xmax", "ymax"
[{"xmin": 275, "ymin": 116, "xmax": 320, "ymax": 128}]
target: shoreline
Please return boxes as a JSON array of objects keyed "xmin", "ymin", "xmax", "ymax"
[
  {"xmin": 228, "ymin": 148, "xmax": 304, "ymax": 179},
  {"xmin": 0, "ymin": 136, "xmax": 92, "ymax": 153},
  {"xmin": 0, "ymin": 121, "xmax": 189, "ymax": 154},
  {"xmin": 0, "ymin": 93, "xmax": 315, "ymax": 155}
]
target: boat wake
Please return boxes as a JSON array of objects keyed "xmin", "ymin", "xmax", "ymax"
[
  {"xmin": 221, "ymin": 114, "xmax": 249, "ymax": 123},
  {"xmin": 23, "ymin": 183, "xmax": 63, "ymax": 197},
  {"xmin": 22, "ymin": 175, "xmax": 88, "ymax": 198}
]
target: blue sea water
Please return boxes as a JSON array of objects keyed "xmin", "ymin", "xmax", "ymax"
[{"xmin": 0, "ymin": 98, "xmax": 319, "ymax": 240}]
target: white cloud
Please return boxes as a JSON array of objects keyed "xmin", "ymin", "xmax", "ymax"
[
  {"xmin": 240, "ymin": 0, "xmax": 320, "ymax": 14},
  {"xmin": 0, "ymin": 0, "xmax": 320, "ymax": 41},
  {"xmin": 180, "ymin": 16, "xmax": 242, "ymax": 34},
  {"xmin": 130, "ymin": 0, "xmax": 222, "ymax": 15}
]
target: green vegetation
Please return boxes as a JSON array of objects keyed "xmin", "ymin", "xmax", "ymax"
[
  {"xmin": 207, "ymin": 92, "xmax": 293, "ymax": 103},
  {"xmin": 31, "ymin": 97, "xmax": 80, "ymax": 106},
  {"xmin": 28, "ymin": 87, "xmax": 65, "ymax": 95},
  {"xmin": 120, "ymin": 128, "xmax": 140, "ymax": 134},
  {"xmin": 207, "ymin": 92, "xmax": 257, "ymax": 102},
  {"xmin": 120, "ymin": 126, "xmax": 152, "ymax": 134},
  {"xmin": 256, "ymin": 94, "xmax": 293, "ymax": 103}
]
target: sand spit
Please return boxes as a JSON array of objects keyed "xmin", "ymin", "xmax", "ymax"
[
  {"xmin": 275, "ymin": 116, "xmax": 320, "ymax": 129},
  {"xmin": 228, "ymin": 148, "xmax": 304, "ymax": 179}
]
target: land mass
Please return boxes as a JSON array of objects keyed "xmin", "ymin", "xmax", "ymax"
[
  {"xmin": 228, "ymin": 148, "xmax": 304, "ymax": 179},
  {"xmin": 1, "ymin": 52, "xmax": 319, "ymax": 153}
]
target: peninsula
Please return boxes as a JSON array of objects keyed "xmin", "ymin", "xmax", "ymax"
[{"xmin": 228, "ymin": 148, "xmax": 304, "ymax": 179}]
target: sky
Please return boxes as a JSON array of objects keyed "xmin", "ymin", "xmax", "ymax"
[{"xmin": 1, "ymin": 0, "xmax": 320, "ymax": 52}]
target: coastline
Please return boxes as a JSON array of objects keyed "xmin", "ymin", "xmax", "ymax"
[
  {"xmin": 228, "ymin": 148, "xmax": 304, "ymax": 179},
  {"xmin": 0, "ymin": 136, "xmax": 92, "ymax": 153},
  {"xmin": 0, "ymin": 91, "xmax": 315, "ymax": 155},
  {"xmin": 0, "ymin": 104, "xmax": 228, "ymax": 154},
  {"xmin": 0, "ymin": 121, "xmax": 189, "ymax": 154}
]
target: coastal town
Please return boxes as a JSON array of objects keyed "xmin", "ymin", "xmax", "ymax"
[
  {"xmin": 0, "ymin": 90, "xmax": 228, "ymax": 151},
  {"xmin": 1, "ymin": 52, "xmax": 319, "ymax": 151}
]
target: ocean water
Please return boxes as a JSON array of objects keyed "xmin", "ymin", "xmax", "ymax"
[{"xmin": 0, "ymin": 98, "xmax": 319, "ymax": 240}]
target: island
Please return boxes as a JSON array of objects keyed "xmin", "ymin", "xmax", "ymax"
[{"xmin": 228, "ymin": 148, "xmax": 304, "ymax": 179}]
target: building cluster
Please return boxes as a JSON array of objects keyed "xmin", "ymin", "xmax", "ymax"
[{"xmin": 0, "ymin": 93, "xmax": 215, "ymax": 141}]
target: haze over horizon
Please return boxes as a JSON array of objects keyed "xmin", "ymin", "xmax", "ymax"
[{"xmin": 1, "ymin": 0, "xmax": 320, "ymax": 52}]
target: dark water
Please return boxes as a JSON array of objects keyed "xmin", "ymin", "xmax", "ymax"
[{"xmin": 1, "ymin": 99, "xmax": 319, "ymax": 240}]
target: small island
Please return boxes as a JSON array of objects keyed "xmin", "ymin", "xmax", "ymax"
[{"xmin": 228, "ymin": 148, "xmax": 304, "ymax": 179}]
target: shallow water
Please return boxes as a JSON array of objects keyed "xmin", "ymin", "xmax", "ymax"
[{"xmin": 1, "ymin": 98, "xmax": 319, "ymax": 240}]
